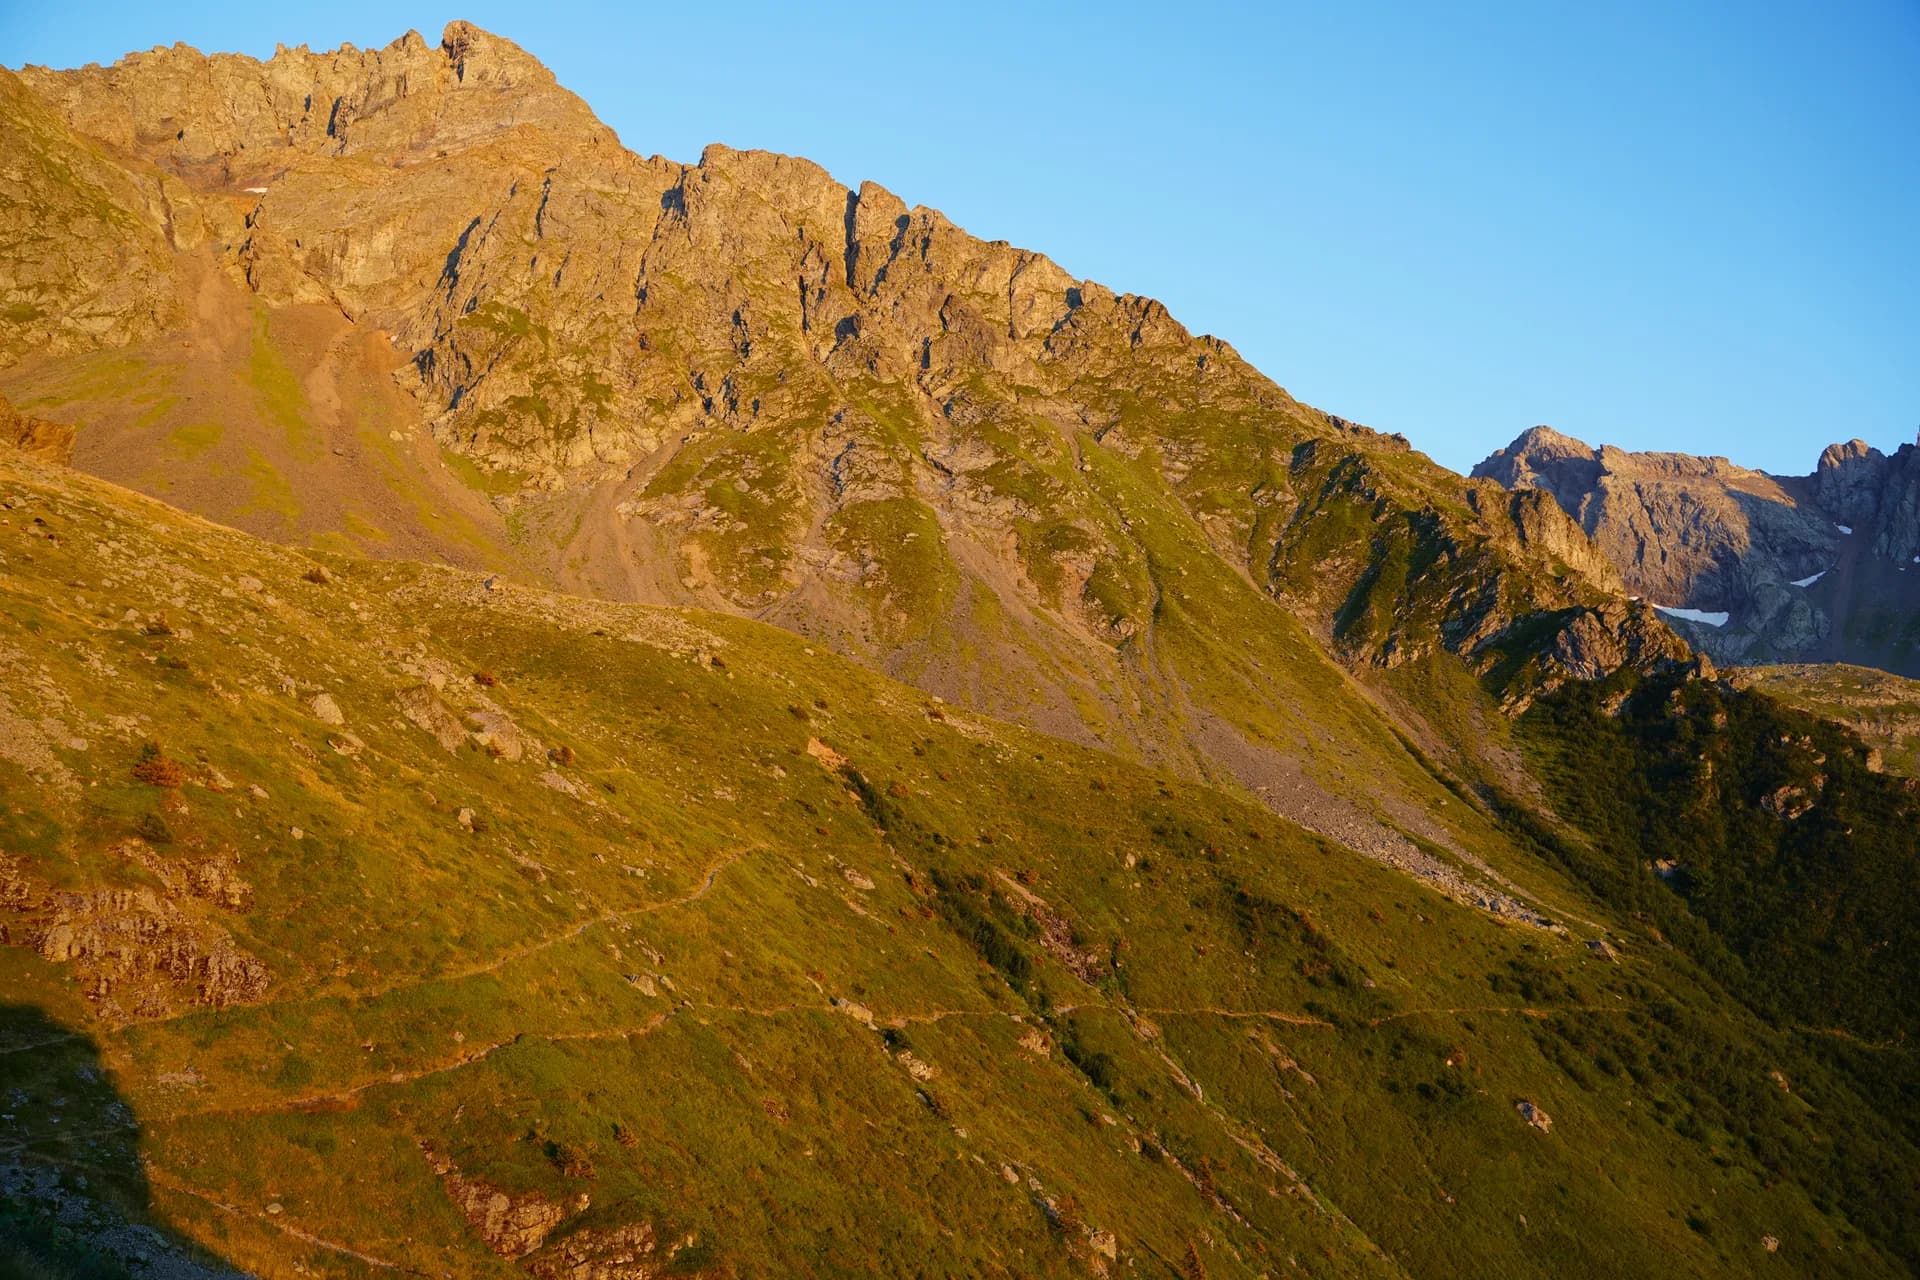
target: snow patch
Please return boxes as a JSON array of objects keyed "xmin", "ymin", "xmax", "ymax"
[
  {"xmin": 243, "ymin": 186, "xmax": 269, "ymax": 194},
  {"xmin": 1789, "ymin": 570, "xmax": 1829, "ymax": 588},
  {"xmin": 1835, "ymin": 524, "xmax": 1853, "ymax": 535},
  {"xmin": 1654, "ymin": 605, "xmax": 1730, "ymax": 628}
]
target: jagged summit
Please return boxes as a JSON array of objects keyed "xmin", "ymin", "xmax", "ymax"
[
  {"xmin": 1494, "ymin": 423, "xmax": 1592, "ymax": 456},
  {"xmin": 12, "ymin": 20, "xmax": 608, "ymax": 172},
  {"xmin": 1472, "ymin": 425, "xmax": 1603, "ymax": 494}
]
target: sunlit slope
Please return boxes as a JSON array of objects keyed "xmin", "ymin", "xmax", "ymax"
[
  {"xmin": 0, "ymin": 453, "xmax": 1907, "ymax": 1277},
  {"xmin": 0, "ymin": 274, "xmax": 516, "ymax": 575}
]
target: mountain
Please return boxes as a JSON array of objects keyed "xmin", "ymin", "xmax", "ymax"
[
  {"xmin": 0, "ymin": 24, "xmax": 1718, "ymax": 948},
  {"xmin": 1473, "ymin": 426, "xmax": 1920, "ymax": 674},
  {"xmin": 2, "ymin": 22, "xmax": 1917, "ymax": 1279}
]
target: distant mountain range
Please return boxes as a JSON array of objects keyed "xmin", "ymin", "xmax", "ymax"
[{"xmin": 1475, "ymin": 427, "xmax": 1920, "ymax": 674}]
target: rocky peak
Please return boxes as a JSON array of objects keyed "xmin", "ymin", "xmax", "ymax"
[
  {"xmin": 1812, "ymin": 437, "xmax": 1889, "ymax": 525},
  {"xmin": 1820, "ymin": 438, "xmax": 1885, "ymax": 470},
  {"xmin": 437, "ymin": 20, "xmax": 553, "ymax": 90},
  {"xmin": 1474, "ymin": 425, "xmax": 1920, "ymax": 674},
  {"xmin": 13, "ymin": 22, "xmax": 608, "ymax": 174},
  {"xmin": 1505, "ymin": 424, "xmax": 1593, "ymax": 459},
  {"xmin": 1471, "ymin": 425, "xmax": 1601, "ymax": 501}
]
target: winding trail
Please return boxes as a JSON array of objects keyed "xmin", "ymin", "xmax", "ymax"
[
  {"xmin": 145, "ymin": 1163, "xmax": 421, "ymax": 1274},
  {"xmin": 106, "ymin": 845, "xmax": 753, "ymax": 1038},
  {"xmin": 1137, "ymin": 1006, "xmax": 1333, "ymax": 1028},
  {"xmin": 0, "ymin": 1031, "xmax": 84, "ymax": 1057},
  {"xmin": 1363, "ymin": 1002, "xmax": 1625, "ymax": 1027},
  {"xmin": 152, "ymin": 996, "xmax": 1007, "ymax": 1124},
  {"xmin": 421, "ymin": 847, "xmax": 746, "ymax": 989},
  {"xmin": 170, "ymin": 1010, "xmax": 684, "ymax": 1122}
]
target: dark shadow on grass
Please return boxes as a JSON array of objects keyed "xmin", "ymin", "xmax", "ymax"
[{"xmin": 0, "ymin": 1003, "xmax": 249, "ymax": 1278}]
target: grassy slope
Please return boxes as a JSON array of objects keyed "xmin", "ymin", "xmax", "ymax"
[
  {"xmin": 0, "ymin": 286, "xmax": 515, "ymax": 575},
  {"xmin": 0, "ymin": 454, "xmax": 1907, "ymax": 1278},
  {"xmin": 1511, "ymin": 670, "xmax": 1920, "ymax": 1263},
  {"xmin": 1727, "ymin": 664, "xmax": 1920, "ymax": 777}
]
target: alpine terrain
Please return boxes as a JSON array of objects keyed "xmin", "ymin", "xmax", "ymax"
[
  {"xmin": 0, "ymin": 22, "xmax": 1915, "ymax": 1280},
  {"xmin": 1474, "ymin": 427, "xmax": 1920, "ymax": 674}
]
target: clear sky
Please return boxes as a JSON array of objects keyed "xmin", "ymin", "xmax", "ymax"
[{"xmin": 5, "ymin": 1, "xmax": 1915, "ymax": 475}]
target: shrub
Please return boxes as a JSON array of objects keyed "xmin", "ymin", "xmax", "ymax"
[
  {"xmin": 131, "ymin": 741, "xmax": 185, "ymax": 788},
  {"xmin": 472, "ymin": 670, "xmax": 498, "ymax": 687},
  {"xmin": 134, "ymin": 812, "xmax": 174, "ymax": 844},
  {"xmin": 545, "ymin": 1139, "xmax": 595, "ymax": 1179},
  {"xmin": 1062, "ymin": 1040, "xmax": 1117, "ymax": 1093}
]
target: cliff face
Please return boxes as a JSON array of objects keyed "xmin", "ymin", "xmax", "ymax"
[{"xmin": 1475, "ymin": 426, "xmax": 1920, "ymax": 674}]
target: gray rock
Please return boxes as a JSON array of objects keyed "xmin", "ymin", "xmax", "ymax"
[{"xmin": 1473, "ymin": 427, "xmax": 1920, "ymax": 675}]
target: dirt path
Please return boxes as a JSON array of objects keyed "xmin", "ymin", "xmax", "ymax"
[
  {"xmin": 1364, "ymin": 1002, "xmax": 1626, "ymax": 1026},
  {"xmin": 1137, "ymin": 1006, "xmax": 1333, "ymax": 1028},
  {"xmin": 0, "ymin": 1031, "xmax": 84, "ymax": 1057},
  {"xmin": 108, "ymin": 846, "xmax": 753, "ymax": 1038},
  {"xmin": 173, "ymin": 1010, "xmax": 685, "ymax": 1122},
  {"xmin": 146, "ymin": 1163, "xmax": 421, "ymax": 1274},
  {"xmin": 422, "ymin": 846, "xmax": 747, "ymax": 990}
]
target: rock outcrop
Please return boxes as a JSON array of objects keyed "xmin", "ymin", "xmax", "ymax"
[
  {"xmin": 1, "ymin": 849, "xmax": 269, "ymax": 1019},
  {"xmin": 0, "ymin": 394, "xmax": 74, "ymax": 463}
]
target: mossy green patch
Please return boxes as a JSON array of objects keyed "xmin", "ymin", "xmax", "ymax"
[{"xmin": 241, "ymin": 306, "xmax": 319, "ymax": 462}]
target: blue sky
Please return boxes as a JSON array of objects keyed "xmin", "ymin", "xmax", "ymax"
[{"xmin": 5, "ymin": 2, "xmax": 1915, "ymax": 475}]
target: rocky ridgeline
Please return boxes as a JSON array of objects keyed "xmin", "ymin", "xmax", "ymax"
[{"xmin": 1475, "ymin": 426, "xmax": 1920, "ymax": 673}]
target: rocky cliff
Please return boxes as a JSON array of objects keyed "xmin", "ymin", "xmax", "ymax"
[{"xmin": 1475, "ymin": 425, "xmax": 1920, "ymax": 673}]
